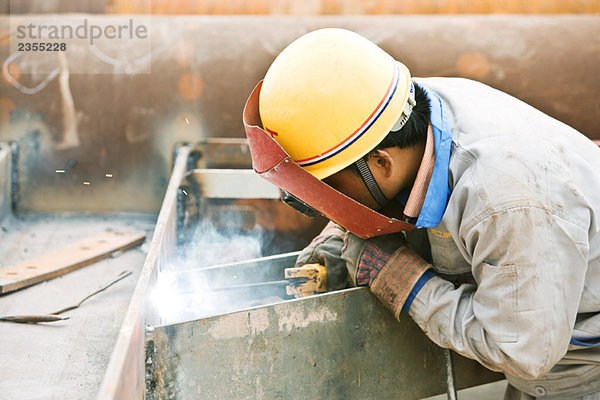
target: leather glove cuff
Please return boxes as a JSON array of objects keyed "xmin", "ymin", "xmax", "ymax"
[
  {"xmin": 355, "ymin": 241, "xmax": 392, "ymax": 286},
  {"xmin": 342, "ymin": 231, "xmax": 406, "ymax": 287},
  {"xmin": 370, "ymin": 246, "xmax": 432, "ymax": 320}
]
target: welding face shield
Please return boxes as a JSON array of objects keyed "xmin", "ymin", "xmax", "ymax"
[{"xmin": 243, "ymin": 81, "xmax": 415, "ymax": 239}]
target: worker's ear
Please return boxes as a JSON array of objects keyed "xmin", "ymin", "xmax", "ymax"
[{"xmin": 367, "ymin": 149, "xmax": 394, "ymax": 179}]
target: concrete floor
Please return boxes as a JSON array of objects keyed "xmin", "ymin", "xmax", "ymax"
[
  {"xmin": 0, "ymin": 213, "xmax": 156, "ymax": 400},
  {"xmin": 424, "ymin": 380, "xmax": 507, "ymax": 400}
]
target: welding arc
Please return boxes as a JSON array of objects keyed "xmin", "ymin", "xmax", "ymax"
[{"xmin": 0, "ymin": 270, "xmax": 132, "ymax": 324}]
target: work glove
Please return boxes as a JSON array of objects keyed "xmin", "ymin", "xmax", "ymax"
[
  {"xmin": 295, "ymin": 221, "xmax": 349, "ymax": 290},
  {"xmin": 341, "ymin": 231, "xmax": 433, "ymax": 318}
]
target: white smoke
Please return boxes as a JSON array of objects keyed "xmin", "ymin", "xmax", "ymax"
[{"xmin": 152, "ymin": 217, "xmax": 288, "ymax": 325}]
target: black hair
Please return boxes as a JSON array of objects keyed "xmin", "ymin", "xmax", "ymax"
[
  {"xmin": 337, "ymin": 82, "xmax": 431, "ymax": 177},
  {"xmin": 374, "ymin": 82, "xmax": 431, "ymax": 150}
]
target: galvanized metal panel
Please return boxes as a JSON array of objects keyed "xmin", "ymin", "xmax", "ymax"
[{"xmin": 148, "ymin": 288, "xmax": 503, "ymax": 400}]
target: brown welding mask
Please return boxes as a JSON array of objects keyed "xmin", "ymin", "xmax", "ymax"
[{"xmin": 243, "ymin": 81, "xmax": 415, "ymax": 239}]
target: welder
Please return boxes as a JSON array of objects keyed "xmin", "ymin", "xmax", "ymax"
[{"xmin": 243, "ymin": 28, "xmax": 600, "ymax": 398}]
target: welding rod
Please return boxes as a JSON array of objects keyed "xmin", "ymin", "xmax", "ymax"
[
  {"xmin": 209, "ymin": 279, "xmax": 294, "ymax": 292},
  {"xmin": 170, "ymin": 278, "xmax": 304, "ymax": 296}
]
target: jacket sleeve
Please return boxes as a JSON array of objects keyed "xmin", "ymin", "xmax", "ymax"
[{"xmin": 406, "ymin": 206, "xmax": 589, "ymax": 379}]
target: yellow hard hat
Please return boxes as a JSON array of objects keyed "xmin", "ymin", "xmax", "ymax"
[{"xmin": 259, "ymin": 28, "xmax": 414, "ymax": 180}]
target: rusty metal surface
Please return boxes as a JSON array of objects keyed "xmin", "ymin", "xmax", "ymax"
[
  {"xmin": 185, "ymin": 140, "xmax": 327, "ymax": 240},
  {"xmin": 1, "ymin": 15, "xmax": 598, "ymax": 214},
  {"xmin": 97, "ymin": 145, "xmax": 191, "ymax": 400},
  {"xmin": 147, "ymin": 287, "xmax": 503, "ymax": 400},
  {"xmin": 193, "ymin": 139, "xmax": 253, "ymax": 169}
]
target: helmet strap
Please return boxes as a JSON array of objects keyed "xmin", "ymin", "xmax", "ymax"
[{"xmin": 355, "ymin": 158, "xmax": 389, "ymax": 208}]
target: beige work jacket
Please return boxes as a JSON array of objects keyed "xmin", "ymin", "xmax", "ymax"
[{"xmin": 406, "ymin": 77, "xmax": 600, "ymax": 398}]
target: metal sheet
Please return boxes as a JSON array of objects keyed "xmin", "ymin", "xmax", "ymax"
[
  {"xmin": 1, "ymin": 16, "xmax": 598, "ymax": 213},
  {"xmin": 148, "ymin": 287, "xmax": 503, "ymax": 400},
  {"xmin": 192, "ymin": 169, "xmax": 280, "ymax": 199}
]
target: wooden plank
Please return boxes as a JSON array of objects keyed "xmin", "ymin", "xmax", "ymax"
[{"xmin": 0, "ymin": 231, "xmax": 145, "ymax": 294}]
